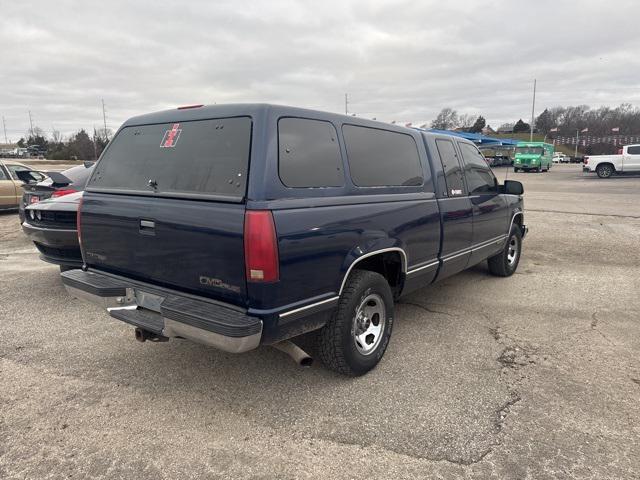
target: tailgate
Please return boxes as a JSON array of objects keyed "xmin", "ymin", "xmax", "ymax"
[{"xmin": 81, "ymin": 193, "xmax": 247, "ymax": 305}]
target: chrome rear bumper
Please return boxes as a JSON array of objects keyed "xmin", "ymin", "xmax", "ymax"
[{"xmin": 62, "ymin": 270, "xmax": 262, "ymax": 353}]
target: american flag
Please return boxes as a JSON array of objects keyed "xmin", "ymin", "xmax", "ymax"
[
  {"xmin": 550, "ymin": 127, "xmax": 558, "ymax": 132},
  {"xmin": 581, "ymin": 128, "xmax": 589, "ymax": 133},
  {"xmin": 611, "ymin": 127, "xmax": 620, "ymax": 132}
]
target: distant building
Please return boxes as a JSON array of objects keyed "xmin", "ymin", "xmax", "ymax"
[
  {"xmin": 497, "ymin": 124, "xmax": 515, "ymax": 134},
  {"xmin": 482, "ymin": 125, "xmax": 496, "ymax": 135}
]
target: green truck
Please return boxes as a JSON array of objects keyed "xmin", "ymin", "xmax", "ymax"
[{"xmin": 514, "ymin": 142, "xmax": 554, "ymax": 173}]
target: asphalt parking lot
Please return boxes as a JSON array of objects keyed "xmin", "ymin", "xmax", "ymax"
[{"xmin": 1, "ymin": 164, "xmax": 639, "ymax": 479}]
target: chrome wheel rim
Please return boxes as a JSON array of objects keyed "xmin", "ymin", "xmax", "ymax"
[
  {"xmin": 352, "ymin": 293, "xmax": 386, "ymax": 355},
  {"xmin": 507, "ymin": 235, "xmax": 519, "ymax": 266}
]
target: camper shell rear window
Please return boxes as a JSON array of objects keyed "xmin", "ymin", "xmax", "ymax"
[{"xmin": 88, "ymin": 117, "xmax": 252, "ymax": 200}]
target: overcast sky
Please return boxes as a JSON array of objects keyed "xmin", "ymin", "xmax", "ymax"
[{"xmin": 1, "ymin": 0, "xmax": 639, "ymax": 140}]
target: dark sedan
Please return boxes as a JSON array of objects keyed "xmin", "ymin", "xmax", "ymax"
[
  {"xmin": 22, "ymin": 191, "xmax": 82, "ymax": 271},
  {"xmin": 19, "ymin": 162, "xmax": 93, "ymax": 223}
]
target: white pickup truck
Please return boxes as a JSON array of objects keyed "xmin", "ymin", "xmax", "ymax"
[{"xmin": 583, "ymin": 144, "xmax": 640, "ymax": 178}]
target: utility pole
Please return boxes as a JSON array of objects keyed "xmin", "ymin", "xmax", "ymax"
[
  {"xmin": 92, "ymin": 126, "xmax": 98, "ymax": 160},
  {"xmin": 28, "ymin": 111, "xmax": 34, "ymax": 137},
  {"xmin": 101, "ymin": 99, "xmax": 109, "ymax": 140},
  {"xmin": 344, "ymin": 93, "xmax": 348, "ymax": 115},
  {"xmin": 2, "ymin": 116, "xmax": 7, "ymax": 144},
  {"xmin": 530, "ymin": 79, "xmax": 536, "ymax": 142}
]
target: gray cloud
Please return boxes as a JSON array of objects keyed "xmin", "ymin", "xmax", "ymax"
[{"xmin": 1, "ymin": 0, "xmax": 639, "ymax": 139}]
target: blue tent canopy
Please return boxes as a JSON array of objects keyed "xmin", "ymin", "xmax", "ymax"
[{"xmin": 421, "ymin": 129, "xmax": 519, "ymax": 146}]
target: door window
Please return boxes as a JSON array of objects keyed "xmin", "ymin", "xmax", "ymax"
[
  {"xmin": 458, "ymin": 142, "xmax": 498, "ymax": 195},
  {"xmin": 435, "ymin": 139, "xmax": 466, "ymax": 196},
  {"xmin": 0, "ymin": 167, "xmax": 7, "ymax": 180}
]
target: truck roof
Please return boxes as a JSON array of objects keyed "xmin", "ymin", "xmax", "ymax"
[
  {"xmin": 120, "ymin": 103, "xmax": 468, "ymax": 144},
  {"xmin": 123, "ymin": 103, "xmax": 406, "ymax": 132}
]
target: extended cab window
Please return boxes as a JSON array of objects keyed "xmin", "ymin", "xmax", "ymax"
[
  {"xmin": 458, "ymin": 142, "xmax": 498, "ymax": 195},
  {"xmin": 88, "ymin": 117, "xmax": 252, "ymax": 198},
  {"xmin": 627, "ymin": 146, "xmax": 640, "ymax": 155},
  {"xmin": 0, "ymin": 167, "xmax": 7, "ymax": 180},
  {"xmin": 435, "ymin": 139, "xmax": 465, "ymax": 196},
  {"xmin": 342, "ymin": 125, "xmax": 423, "ymax": 187},
  {"xmin": 278, "ymin": 118, "xmax": 344, "ymax": 187}
]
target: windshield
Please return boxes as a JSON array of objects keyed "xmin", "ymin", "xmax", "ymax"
[
  {"xmin": 516, "ymin": 147, "xmax": 544, "ymax": 155},
  {"xmin": 88, "ymin": 117, "xmax": 252, "ymax": 199}
]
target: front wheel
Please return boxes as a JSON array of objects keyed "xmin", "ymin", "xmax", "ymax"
[
  {"xmin": 316, "ymin": 270, "xmax": 394, "ymax": 376},
  {"xmin": 488, "ymin": 225, "xmax": 522, "ymax": 277}
]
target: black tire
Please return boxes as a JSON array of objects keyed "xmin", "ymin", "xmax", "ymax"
[
  {"xmin": 596, "ymin": 164, "xmax": 614, "ymax": 178},
  {"xmin": 488, "ymin": 224, "xmax": 522, "ymax": 277},
  {"xmin": 316, "ymin": 270, "xmax": 394, "ymax": 376},
  {"xmin": 513, "ymin": 168, "xmax": 518, "ymax": 173}
]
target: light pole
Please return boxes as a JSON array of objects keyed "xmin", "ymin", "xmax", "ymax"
[
  {"xmin": 574, "ymin": 129, "xmax": 579, "ymax": 159},
  {"xmin": 530, "ymin": 79, "xmax": 536, "ymax": 142}
]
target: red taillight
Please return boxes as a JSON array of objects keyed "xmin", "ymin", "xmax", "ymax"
[
  {"xmin": 51, "ymin": 188, "xmax": 77, "ymax": 198},
  {"xmin": 244, "ymin": 210, "xmax": 279, "ymax": 283},
  {"xmin": 77, "ymin": 195, "xmax": 83, "ymax": 249}
]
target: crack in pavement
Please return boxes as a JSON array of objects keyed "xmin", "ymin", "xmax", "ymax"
[
  {"xmin": 590, "ymin": 312, "xmax": 616, "ymax": 346},
  {"xmin": 399, "ymin": 300, "xmax": 458, "ymax": 317}
]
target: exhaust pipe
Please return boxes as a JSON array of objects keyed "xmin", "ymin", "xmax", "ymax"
[
  {"xmin": 134, "ymin": 327, "xmax": 168, "ymax": 343},
  {"xmin": 273, "ymin": 340, "xmax": 313, "ymax": 367}
]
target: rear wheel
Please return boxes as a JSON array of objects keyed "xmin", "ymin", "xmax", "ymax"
[
  {"xmin": 596, "ymin": 164, "xmax": 614, "ymax": 178},
  {"xmin": 316, "ymin": 270, "xmax": 394, "ymax": 376},
  {"xmin": 514, "ymin": 168, "xmax": 519, "ymax": 173},
  {"xmin": 488, "ymin": 225, "xmax": 522, "ymax": 277}
]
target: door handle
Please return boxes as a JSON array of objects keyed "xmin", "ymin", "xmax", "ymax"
[{"xmin": 139, "ymin": 219, "xmax": 155, "ymax": 234}]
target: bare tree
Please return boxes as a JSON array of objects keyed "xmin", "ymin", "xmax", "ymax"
[
  {"xmin": 51, "ymin": 128, "xmax": 63, "ymax": 144},
  {"xmin": 458, "ymin": 113, "xmax": 475, "ymax": 130},
  {"xmin": 96, "ymin": 127, "xmax": 113, "ymax": 143},
  {"xmin": 431, "ymin": 108, "xmax": 459, "ymax": 130}
]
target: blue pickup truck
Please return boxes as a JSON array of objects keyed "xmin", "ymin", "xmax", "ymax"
[{"xmin": 61, "ymin": 104, "xmax": 527, "ymax": 376}]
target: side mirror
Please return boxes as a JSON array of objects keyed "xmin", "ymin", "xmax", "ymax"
[{"xmin": 503, "ymin": 180, "xmax": 523, "ymax": 195}]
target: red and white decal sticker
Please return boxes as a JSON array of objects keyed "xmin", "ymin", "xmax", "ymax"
[{"xmin": 160, "ymin": 123, "xmax": 182, "ymax": 148}]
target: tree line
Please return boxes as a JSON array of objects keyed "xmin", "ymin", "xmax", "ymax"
[
  {"xmin": 17, "ymin": 127, "xmax": 111, "ymax": 160},
  {"xmin": 431, "ymin": 103, "xmax": 640, "ymax": 136}
]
